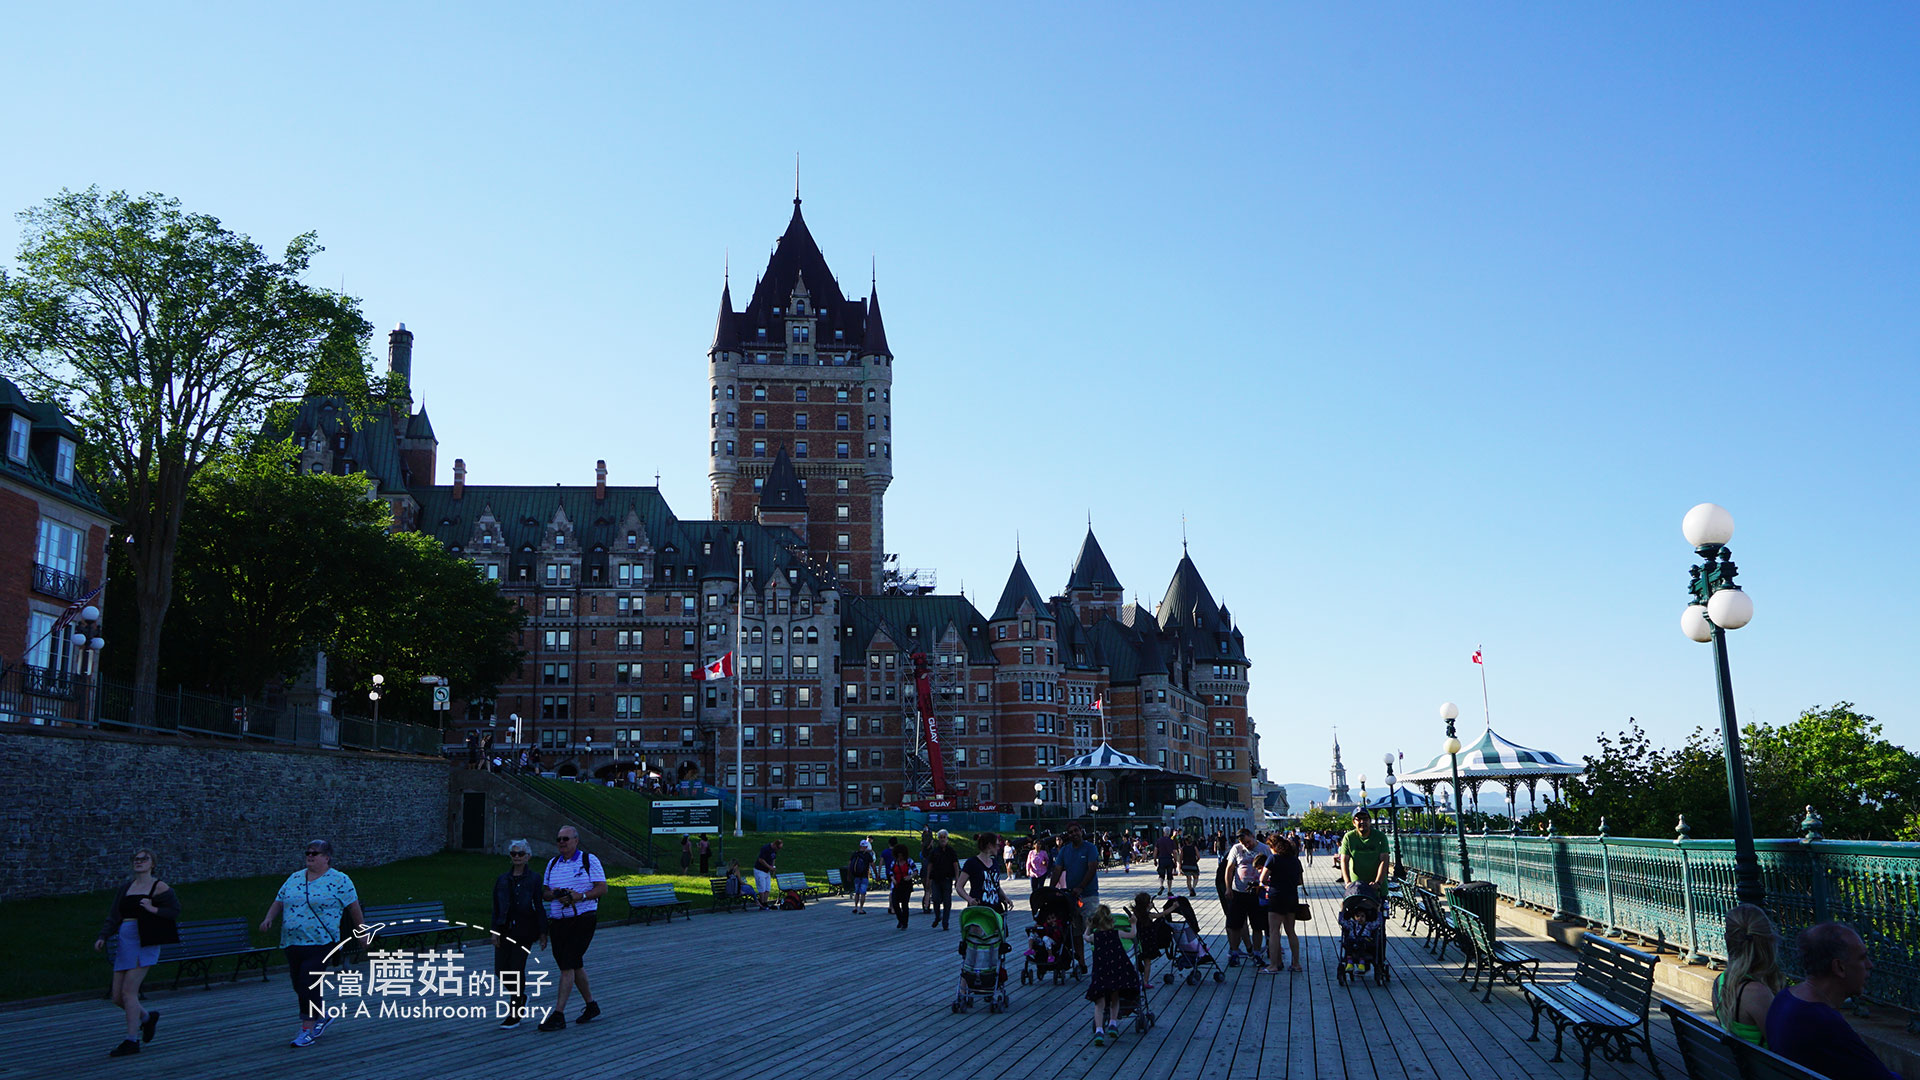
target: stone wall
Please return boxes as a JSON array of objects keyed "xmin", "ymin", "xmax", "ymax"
[{"xmin": 0, "ymin": 724, "xmax": 450, "ymax": 902}]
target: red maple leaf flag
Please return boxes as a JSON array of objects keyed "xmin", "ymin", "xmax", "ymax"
[
  {"xmin": 1091, "ymin": 696, "xmax": 1102, "ymax": 713},
  {"xmin": 702, "ymin": 652, "xmax": 734, "ymax": 681},
  {"xmin": 1471, "ymin": 648, "xmax": 1483, "ymax": 665}
]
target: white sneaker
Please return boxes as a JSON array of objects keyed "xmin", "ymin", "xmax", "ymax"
[{"xmin": 291, "ymin": 1029, "xmax": 317, "ymax": 1048}]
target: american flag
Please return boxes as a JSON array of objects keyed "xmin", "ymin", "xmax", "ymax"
[{"xmin": 54, "ymin": 584, "xmax": 106, "ymax": 630}]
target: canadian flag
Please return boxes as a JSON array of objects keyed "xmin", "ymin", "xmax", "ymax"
[
  {"xmin": 702, "ymin": 652, "xmax": 734, "ymax": 681},
  {"xmin": 1091, "ymin": 696, "xmax": 1103, "ymax": 713},
  {"xmin": 1471, "ymin": 648, "xmax": 1483, "ymax": 665}
]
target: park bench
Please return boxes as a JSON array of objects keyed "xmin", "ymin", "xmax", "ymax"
[
  {"xmin": 826, "ymin": 869, "xmax": 846, "ymax": 895},
  {"xmin": 1447, "ymin": 900, "xmax": 1540, "ymax": 1002},
  {"xmin": 361, "ymin": 902, "xmax": 466, "ymax": 951},
  {"xmin": 1399, "ymin": 880, "xmax": 1437, "ymax": 936},
  {"xmin": 1522, "ymin": 934, "xmax": 1663, "ymax": 1080},
  {"xmin": 708, "ymin": 877, "xmax": 749, "ymax": 913},
  {"xmin": 1420, "ymin": 887, "xmax": 1469, "ymax": 960},
  {"xmin": 776, "ymin": 871, "xmax": 824, "ymax": 899},
  {"xmin": 1658, "ymin": 999, "xmax": 1824, "ymax": 1080},
  {"xmin": 621, "ymin": 882, "xmax": 690, "ymax": 924},
  {"xmin": 106, "ymin": 917, "xmax": 272, "ymax": 990}
]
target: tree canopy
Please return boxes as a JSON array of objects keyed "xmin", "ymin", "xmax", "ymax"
[
  {"xmin": 1553, "ymin": 706, "xmax": 1918, "ymax": 841},
  {"xmin": 0, "ymin": 188, "xmax": 372, "ymax": 708},
  {"xmin": 140, "ymin": 451, "xmax": 525, "ymax": 719}
]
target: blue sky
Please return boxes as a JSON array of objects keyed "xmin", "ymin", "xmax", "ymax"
[{"xmin": 5, "ymin": 4, "xmax": 1915, "ymax": 790}]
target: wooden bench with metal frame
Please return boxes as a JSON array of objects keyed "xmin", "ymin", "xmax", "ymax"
[
  {"xmin": 1447, "ymin": 898, "xmax": 1541, "ymax": 1002},
  {"xmin": 1659, "ymin": 999, "xmax": 1824, "ymax": 1080},
  {"xmin": 1521, "ymin": 933, "xmax": 1664, "ymax": 1080}
]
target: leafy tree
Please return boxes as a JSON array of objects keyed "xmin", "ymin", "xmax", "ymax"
[
  {"xmin": 1745, "ymin": 704, "xmax": 1920, "ymax": 841},
  {"xmin": 131, "ymin": 450, "xmax": 524, "ymax": 717},
  {"xmin": 0, "ymin": 189, "xmax": 370, "ymax": 715},
  {"xmin": 1298, "ymin": 805, "xmax": 1346, "ymax": 834},
  {"xmin": 326, "ymin": 530, "xmax": 526, "ymax": 725},
  {"xmin": 1552, "ymin": 709, "xmax": 1917, "ymax": 841},
  {"xmin": 157, "ymin": 451, "xmax": 388, "ymax": 696}
]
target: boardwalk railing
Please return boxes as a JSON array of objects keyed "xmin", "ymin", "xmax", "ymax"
[{"xmin": 1398, "ymin": 823, "xmax": 1920, "ymax": 1020}]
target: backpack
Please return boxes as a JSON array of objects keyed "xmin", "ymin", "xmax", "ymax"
[{"xmin": 781, "ymin": 890, "xmax": 806, "ymax": 910}]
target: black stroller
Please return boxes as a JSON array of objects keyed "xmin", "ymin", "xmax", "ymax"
[
  {"xmin": 1021, "ymin": 887, "xmax": 1082, "ymax": 985},
  {"xmin": 1337, "ymin": 882, "xmax": 1390, "ymax": 986}
]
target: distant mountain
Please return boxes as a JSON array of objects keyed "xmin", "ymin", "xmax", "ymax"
[{"xmin": 1283, "ymin": 783, "xmax": 1331, "ymax": 808}]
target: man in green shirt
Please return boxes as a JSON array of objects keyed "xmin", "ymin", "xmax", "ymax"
[{"xmin": 1339, "ymin": 810, "xmax": 1391, "ymax": 888}]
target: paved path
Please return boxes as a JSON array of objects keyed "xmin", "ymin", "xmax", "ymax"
[{"xmin": 5, "ymin": 859, "xmax": 1696, "ymax": 1080}]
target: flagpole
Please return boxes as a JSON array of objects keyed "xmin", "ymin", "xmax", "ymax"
[
  {"xmin": 734, "ymin": 539, "xmax": 745, "ymax": 837},
  {"xmin": 1477, "ymin": 644, "xmax": 1492, "ymax": 734}
]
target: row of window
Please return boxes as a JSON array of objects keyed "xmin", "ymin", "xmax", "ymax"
[
  {"xmin": 716, "ymin": 439, "xmax": 891, "ymax": 461},
  {"xmin": 6, "ymin": 415, "xmax": 76, "ymax": 482},
  {"xmin": 715, "ymin": 385, "xmax": 890, "ymax": 404},
  {"xmin": 711, "ymin": 411, "xmax": 892, "ymax": 433}
]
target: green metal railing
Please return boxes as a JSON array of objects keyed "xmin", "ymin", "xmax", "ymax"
[{"xmin": 1398, "ymin": 818, "xmax": 1920, "ymax": 1020}]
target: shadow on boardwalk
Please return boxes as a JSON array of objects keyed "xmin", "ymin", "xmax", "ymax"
[{"xmin": 0, "ymin": 860, "xmax": 1694, "ymax": 1080}]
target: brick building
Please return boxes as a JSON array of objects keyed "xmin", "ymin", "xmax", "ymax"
[
  {"xmin": 284, "ymin": 196, "xmax": 1257, "ymax": 822},
  {"xmin": 0, "ymin": 373, "xmax": 113, "ymax": 708}
]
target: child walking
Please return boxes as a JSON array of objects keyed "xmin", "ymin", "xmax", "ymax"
[{"xmin": 1084, "ymin": 903, "xmax": 1140, "ymax": 1046}]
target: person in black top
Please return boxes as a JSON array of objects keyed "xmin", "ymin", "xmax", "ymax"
[
  {"xmin": 492, "ymin": 839, "xmax": 547, "ymax": 1028},
  {"xmin": 93, "ymin": 849, "xmax": 179, "ymax": 1057},
  {"xmin": 955, "ymin": 832, "xmax": 1004, "ymax": 910},
  {"xmin": 924, "ymin": 830, "xmax": 960, "ymax": 930}
]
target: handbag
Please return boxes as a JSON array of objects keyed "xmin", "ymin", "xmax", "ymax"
[{"xmin": 1295, "ymin": 902, "xmax": 1312, "ymax": 922}]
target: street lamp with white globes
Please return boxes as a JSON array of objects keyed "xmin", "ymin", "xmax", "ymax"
[
  {"xmin": 369, "ymin": 672, "xmax": 385, "ymax": 725},
  {"xmin": 1383, "ymin": 752, "xmax": 1402, "ymax": 872},
  {"xmin": 69, "ymin": 605, "xmax": 105, "ymax": 721},
  {"xmin": 1033, "ymin": 780, "xmax": 1045, "ymax": 812},
  {"xmin": 1681, "ymin": 503, "xmax": 1763, "ymax": 907},
  {"xmin": 1441, "ymin": 701, "xmax": 1472, "ymax": 882}
]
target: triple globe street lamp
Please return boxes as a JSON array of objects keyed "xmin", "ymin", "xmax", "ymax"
[
  {"xmin": 1679, "ymin": 502, "xmax": 1763, "ymax": 908},
  {"xmin": 369, "ymin": 673, "xmax": 385, "ymax": 725},
  {"xmin": 1440, "ymin": 701, "xmax": 1472, "ymax": 883}
]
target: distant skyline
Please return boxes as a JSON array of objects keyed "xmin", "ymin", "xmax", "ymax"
[{"xmin": 4, "ymin": 5, "xmax": 1914, "ymax": 786}]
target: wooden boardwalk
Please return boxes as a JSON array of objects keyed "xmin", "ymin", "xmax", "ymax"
[{"xmin": 3, "ymin": 859, "xmax": 1699, "ymax": 1080}]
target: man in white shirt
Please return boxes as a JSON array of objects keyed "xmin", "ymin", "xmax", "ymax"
[
  {"xmin": 1223, "ymin": 828, "xmax": 1270, "ymax": 965},
  {"xmin": 538, "ymin": 826, "xmax": 606, "ymax": 1031}
]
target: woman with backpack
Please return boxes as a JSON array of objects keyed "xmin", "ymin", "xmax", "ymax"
[{"xmin": 888, "ymin": 839, "xmax": 915, "ymax": 929}]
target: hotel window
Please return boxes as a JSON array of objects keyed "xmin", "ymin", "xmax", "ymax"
[
  {"xmin": 753, "ymin": 440, "xmax": 766, "ymax": 457},
  {"xmin": 796, "ymin": 725, "xmax": 811, "ymax": 747},
  {"xmin": 794, "ymin": 413, "xmax": 808, "ymax": 429},
  {"xmin": 753, "ymin": 386, "xmax": 767, "ymax": 400},
  {"xmin": 868, "ymin": 749, "xmax": 883, "ymax": 767},
  {"xmin": 835, "ymin": 442, "xmax": 850, "ymax": 459},
  {"xmin": 836, "ymin": 533, "xmax": 850, "ymax": 551},
  {"xmin": 795, "ymin": 386, "xmax": 809, "ymax": 401},
  {"xmin": 6, "ymin": 415, "xmax": 28, "ymax": 462},
  {"xmin": 54, "ymin": 439, "xmax": 75, "ymax": 483},
  {"xmin": 753, "ymin": 411, "xmax": 766, "ymax": 429},
  {"xmin": 795, "ymin": 441, "xmax": 808, "ymax": 458}
]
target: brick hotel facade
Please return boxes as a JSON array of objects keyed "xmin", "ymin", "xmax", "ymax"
[{"xmin": 285, "ymin": 197, "xmax": 1256, "ymax": 820}]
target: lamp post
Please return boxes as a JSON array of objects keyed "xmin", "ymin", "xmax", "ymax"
[
  {"xmin": 68, "ymin": 605, "xmax": 104, "ymax": 723},
  {"xmin": 1034, "ymin": 780, "xmax": 1045, "ymax": 817},
  {"xmin": 1383, "ymin": 752, "xmax": 1402, "ymax": 872},
  {"xmin": 1680, "ymin": 503, "xmax": 1764, "ymax": 908},
  {"xmin": 1441, "ymin": 701, "xmax": 1472, "ymax": 882},
  {"xmin": 369, "ymin": 673, "xmax": 384, "ymax": 725}
]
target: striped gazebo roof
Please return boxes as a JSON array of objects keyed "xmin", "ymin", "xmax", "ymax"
[
  {"xmin": 1048, "ymin": 742, "xmax": 1162, "ymax": 777},
  {"xmin": 1398, "ymin": 728, "xmax": 1584, "ymax": 784}
]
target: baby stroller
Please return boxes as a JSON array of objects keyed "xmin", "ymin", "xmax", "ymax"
[
  {"xmin": 1108, "ymin": 910, "xmax": 1156, "ymax": 1033},
  {"xmin": 952, "ymin": 905, "xmax": 1012, "ymax": 1014},
  {"xmin": 1160, "ymin": 906, "xmax": 1225, "ymax": 986},
  {"xmin": 1021, "ymin": 887, "xmax": 1082, "ymax": 985},
  {"xmin": 1337, "ymin": 883, "xmax": 1390, "ymax": 986}
]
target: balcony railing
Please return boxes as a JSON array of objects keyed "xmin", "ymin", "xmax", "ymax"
[{"xmin": 32, "ymin": 564, "xmax": 90, "ymax": 601}]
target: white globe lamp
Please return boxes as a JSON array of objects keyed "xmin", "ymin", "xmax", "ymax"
[
  {"xmin": 1708, "ymin": 588, "xmax": 1754, "ymax": 631},
  {"xmin": 1682, "ymin": 503, "xmax": 1735, "ymax": 548},
  {"xmin": 1681, "ymin": 604, "xmax": 1714, "ymax": 642}
]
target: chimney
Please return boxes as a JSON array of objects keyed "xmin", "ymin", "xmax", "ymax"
[
  {"xmin": 388, "ymin": 323, "xmax": 414, "ymax": 392},
  {"xmin": 595, "ymin": 460, "xmax": 608, "ymax": 500},
  {"xmin": 452, "ymin": 458, "xmax": 466, "ymax": 498}
]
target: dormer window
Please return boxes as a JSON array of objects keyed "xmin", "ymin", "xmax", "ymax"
[
  {"xmin": 482, "ymin": 534, "xmax": 495, "ymax": 545},
  {"xmin": 6, "ymin": 414, "xmax": 28, "ymax": 462},
  {"xmin": 627, "ymin": 532, "xmax": 637, "ymax": 547},
  {"xmin": 834, "ymin": 329, "xmax": 844, "ymax": 341},
  {"xmin": 772, "ymin": 307, "xmax": 781, "ymax": 316},
  {"xmin": 756, "ymin": 328, "xmax": 767, "ymax": 339}
]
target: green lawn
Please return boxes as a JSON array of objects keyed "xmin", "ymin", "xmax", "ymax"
[{"xmin": 8, "ymin": 829, "xmax": 979, "ymax": 1004}]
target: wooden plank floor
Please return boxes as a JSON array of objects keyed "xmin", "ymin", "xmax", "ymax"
[{"xmin": 4, "ymin": 859, "xmax": 1699, "ymax": 1080}]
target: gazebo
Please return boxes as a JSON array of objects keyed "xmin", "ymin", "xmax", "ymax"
[
  {"xmin": 1049, "ymin": 742, "xmax": 1163, "ymax": 819},
  {"xmin": 1397, "ymin": 728, "xmax": 1584, "ymax": 820}
]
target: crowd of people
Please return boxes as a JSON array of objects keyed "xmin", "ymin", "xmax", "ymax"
[{"xmin": 87, "ymin": 816, "xmax": 1906, "ymax": 1078}]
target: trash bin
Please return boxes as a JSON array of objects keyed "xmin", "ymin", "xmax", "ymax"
[{"xmin": 1448, "ymin": 881, "xmax": 1499, "ymax": 951}]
